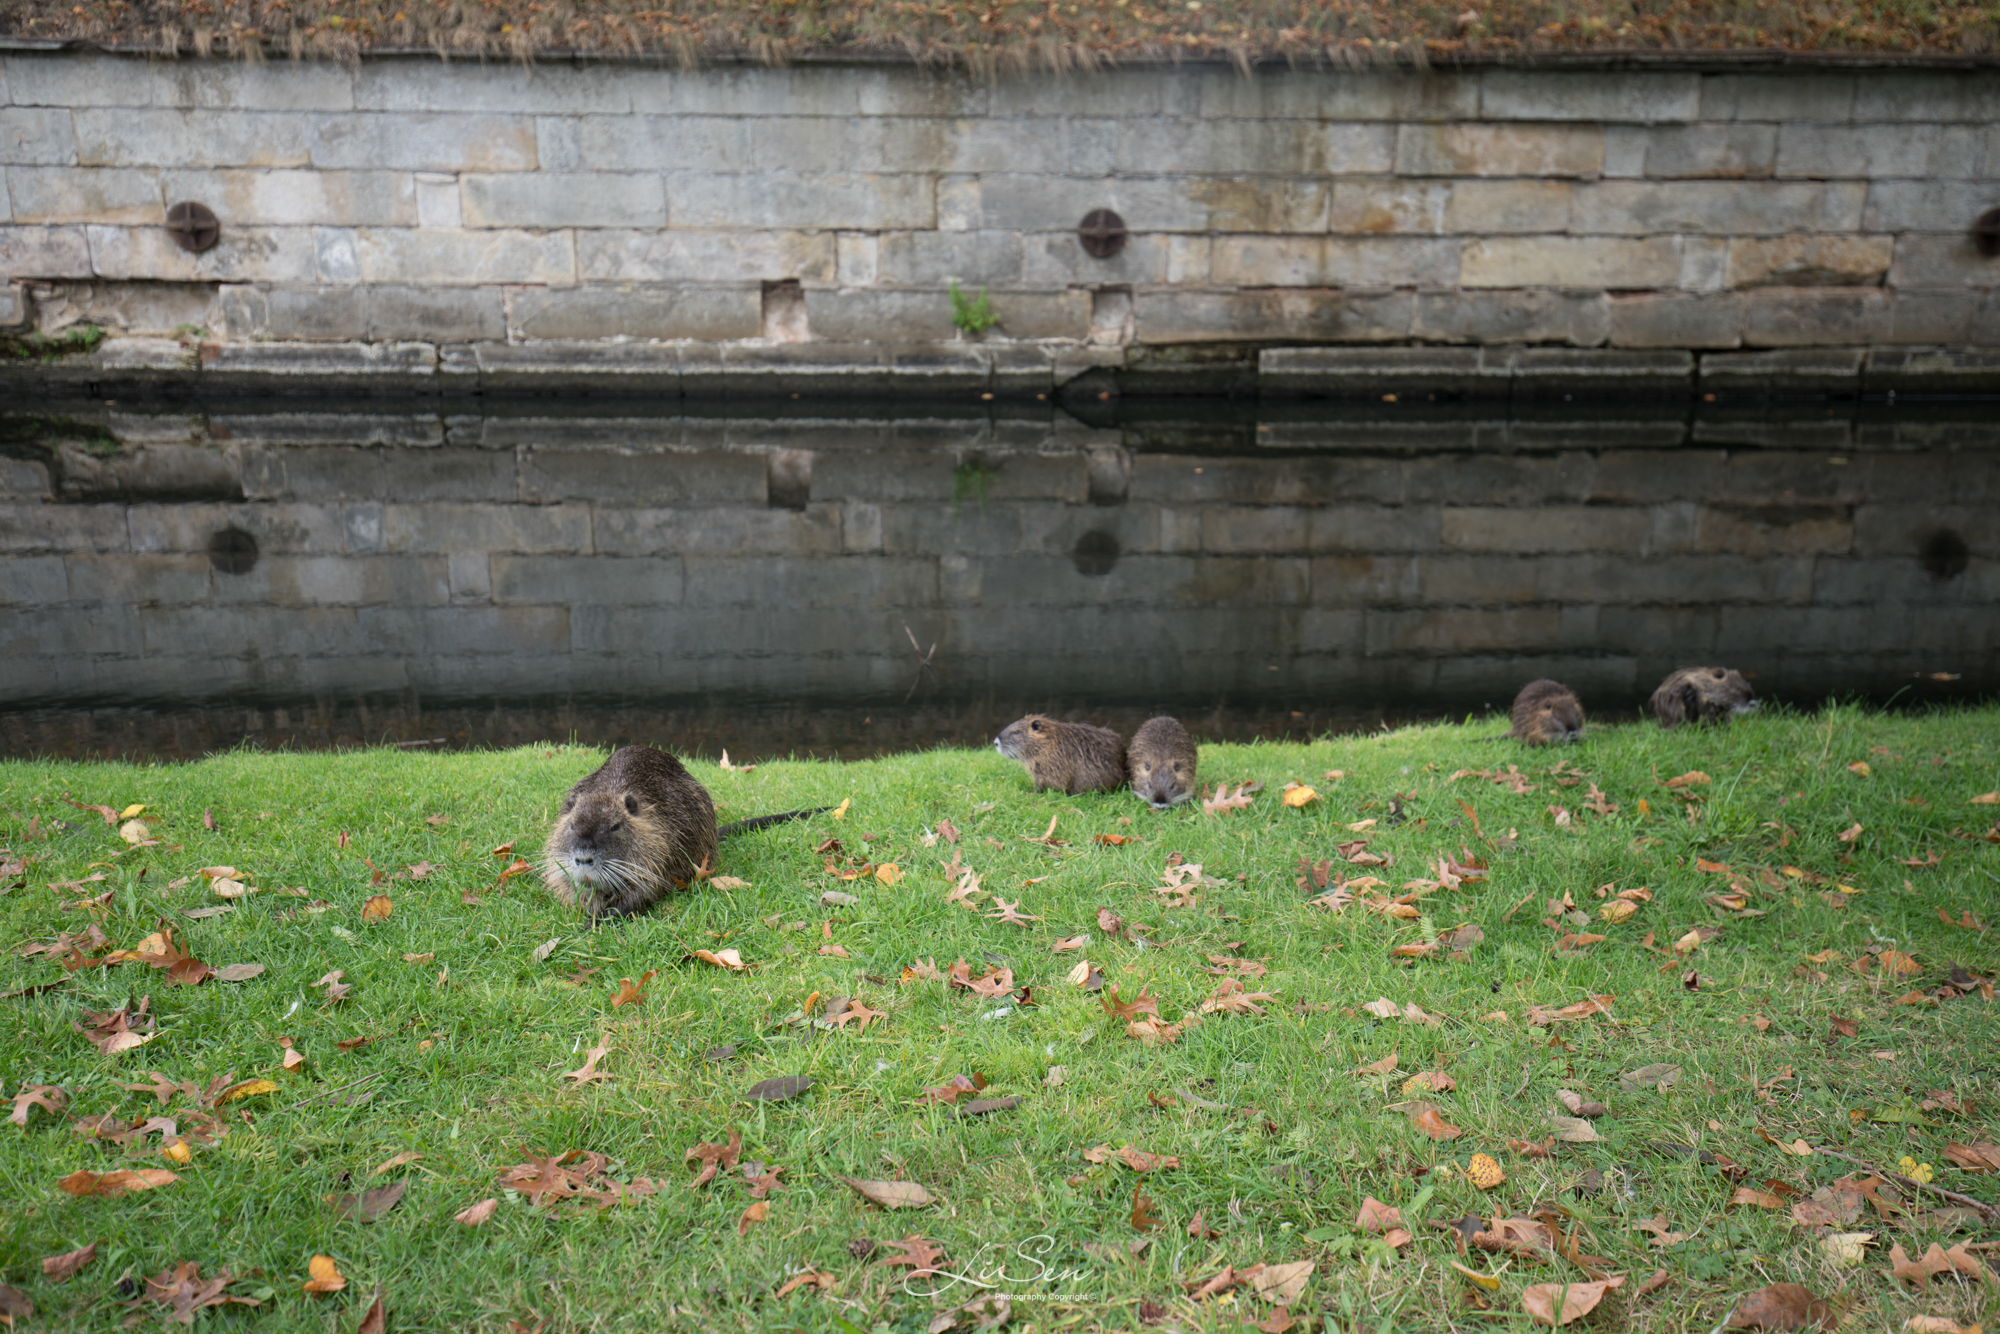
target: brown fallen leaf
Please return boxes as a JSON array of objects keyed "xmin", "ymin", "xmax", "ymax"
[
  {"xmin": 9, "ymin": 1083, "xmax": 67, "ymax": 1126},
  {"xmin": 327, "ymin": 1178, "xmax": 408, "ymax": 1222},
  {"xmin": 41, "ymin": 1242, "xmax": 97, "ymax": 1283},
  {"xmin": 687, "ymin": 948, "xmax": 748, "ymax": 971},
  {"xmin": 1355, "ymin": 1197, "xmax": 1403, "ymax": 1233},
  {"xmin": 1724, "ymin": 1283, "xmax": 1838, "ymax": 1331},
  {"xmin": 1941, "ymin": 1141, "xmax": 2000, "ymax": 1172},
  {"xmin": 357, "ymin": 1288, "xmax": 385, "ymax": 1334},
  {"xmin": 361, "ymin": 894, "xmax": 392, "ymax": 923},
  {"xmin": 454, "ymin": 1197, "xmax": 499, "ymax": 1226},
  {"xmin": 1251, "ymin": 1261, "xmax": 1313, "ymax": 1306},
  {"xmin": 1129, "ymin": 1184, "xmax": 1160, "ymax": 1231},
  {"xmin": 1405, "ymin": 1102, "xmax": 1463, "ymax": 1140},
  {"xmin": 59, "ymin": 1168, "xmax": 177, "ymax": 1197},
  {"xmin": 876, "ymin": 1235, "xmax": 949, "ymax": 1276},
  {"xmin": 609, "ymin": 970, "xmax": 657, "ymax": 1008},
  {"xmin": 1522, "ymin": 1276, "xmax": 1623, "ymax": 1326},
  {"xmin": 373, "ymin": 1150, "xmax": 421, "ymax": 1176},
  {"xmin": 686, "ymin": 1129, "xmax": 744, "ymax": 1188},
  {"xmin": 738, "ymin": 1200, "xmax": 769, "ymax": 1236},
  {"xmin": 561, "ymin": 1044, "xmax": 613, "ymax": 1084},
  {"xmin": 123, "ymin": 1262, "xmax": 262, "ymax": 1324},
  {"xmin": 774, "ymin": 1270, "xmax": 837, "ymax": 1298},
  {"xmin": 842, "ymin": 1177, "xmax": 935, "ymax": 1209}
]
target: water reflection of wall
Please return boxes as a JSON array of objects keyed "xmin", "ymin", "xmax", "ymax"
[{"xmin": 1, "ymin": 406, "xmax": 1993, "ymax": 715}]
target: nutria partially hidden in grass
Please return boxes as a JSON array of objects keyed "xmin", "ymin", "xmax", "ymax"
[
  {"xmin": 1508, "ymin": 680, "xmax": 1585, "ymax": 745},
  {"xmin": 1649, "ymin": 667, "xmax": 1759, "ymax": 728}
]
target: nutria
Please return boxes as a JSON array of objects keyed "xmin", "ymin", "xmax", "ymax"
[
  {"xmin": 994, "ymin": 715, "xmax": 1127, "ymax": 795},
  {"xmin": 1509, "ymin": 680, "xmax": 1585, "ymax": 746},
  {"xmin": 1129, "ymin": 716, "xmax": 1199, "ymax": 809},
  {"xmin": 1648, "ymin": 667, "xmax": 1759, "ymax": 729},
  {"xmin": 541, "ymin": 745, "xmax": 818, "ymax": 920}
]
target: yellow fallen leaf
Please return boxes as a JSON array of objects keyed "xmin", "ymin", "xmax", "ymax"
[
  {"xmin": 361, "ymin": 894, "xmax": 392, "ymax": 922},
  {"xmin": 875, "ymin": 863, "xmax": 902, "ymax": 886},
  {"xmin": 689, "ymin": 948, "xmax": 748, "ymax": 971},
  {"xmin": 219, "ymin": 1079, "xmax": 279, "ymax": 1102},
  {"xmin": 1451, "ymin": 1261, "xmax": 1501, "ymax": 1291},
  {"xmin": 1467, "ymin": 1153, "xmax": 1506, "ymax": 1189},
  {"xmin": 303, "ymin": 1254, "xmax": 346, "ymax": 1296},
  {"xmin": 118, "ymin": 820, "xmax": 151, "ymax": 844},
  {"xmin": 1847, "ymin": 761, "xmax": 1871, "ymax": 777},
  {"xmin": 831, "ymin": 798, "xmax": 851, "ymax": 821},
  {"xmin": 1600, "ymin": 900, "xmax": 1636, "ymax": 924},
  {"xmin": 119, "ymin": 803, "xmax": 147, "ymax": 819},
  {"xmin": 1282, "ymin": 784, "xmax": 1318, "ymax": 808},
  {"xmin": 162, "ymin": 1141, "xmax": 191, "ymax": 1164}
]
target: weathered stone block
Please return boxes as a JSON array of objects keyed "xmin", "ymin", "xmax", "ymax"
[
  {"xmin": 353, "ymin": 62, "xmax": 628, "ymax": 115},
  {"xmin": 1196, "ymin": 70, "xmax": 1479, "ymax": 121},
  {"xmin": 379, "ymin": 502, "xmax": 590, "ymax": 554},
  {"xmin": 1460, "ymin": 237, "xmax": 1679, "ymax": 290},
  {"xmin": 1853, "ymin": 72, "xmax": 2000, "ymax": 123},
  {"xmin": 803, "ymin": 288, "xmax": 957, "ymax": 342},
  {"xmin": 309, "ymin": 114, "xmax": 537, "ymax": 172},
  {"xmin": 1691, "ymin": 505, "xmax": 1852, "ymax": 556},
  {"xmin": 1411, "ymin": 290, "xmax": 1610, "ymax": 346},
  {"xmin": 1019, "ymin": 230, "xmax": 1170, "ymax": 285},
  {"xmin": 1444, "ymin": 179, "xmax": 1571, "ymax": 234},
  {"xmin": 1261, "ymin": 345, "xmax": 1498, "ymax": 395},
  {"xmin": 595, "ymin": 505, "xmax": 843, "ymax": 558},
  {"xmin": 1365, "ymin": 606, "xmax": 1563, "ymax": 655},
  {"xmin": 0, "ymin": 108, "xmax": 80, "ymax": 166},
  {"xmin": 1888, "ymin": 233, "xmax": 1996, "ymax": 289},
  {"xmin": 87, "ymin": 224, "xmax": 317, "ymax": 283},
  {"xmin": 876, "ymin": 229, "xmax": 1024, "ymax": 286},
  {"xmin": 1309, "ymin": 505, "xmax": 1443, "ymax": 553},
  {"xmin": 577, "ymin": 228, "xmax": 835, "ymax": 285},
  {"xmin": 204, "ymin": 341, "xmax": 436, "ymax": 376},
  {"xmin": 1394, "ymin": 123, "xmax": 1603, "ymax": 178},
  {"xmin": 491, "ymin": 555, "xmax": 685, "ymax": 606},
  {"xmin": 1862, "ymin": 179, "xmax": 1999, "ymax": 232},
  {"xmin": 1136, "ymin": 288, "xmax": 1413, "ymax": 343},
  {"xmin": 0, "ymin": 502, "xmax": 130, "ymax": 555},
  {"xmin": 376, "ymin": 450, "xmax": 517, "ymax": 503},
  {"xmin": 0, "ymin": 286, "xmax": 28, "ymax": 331},
  {"xmin": 1699, "ymin": 346, "xmax": 1867, "ymax": 389},
  {"xmin": 4, "ymin": 167, "xmax": 161, "ymax": 224},
  {"xmin": 1326, "ymin": 180, "xmax": 1450, "ymax": 235},
  {"xmin": 1776, "ymin": 124, "xmax": 1984, "ymax": 179},
  {"xmin": 1728, "ymin": 235, "xmax": 1893, "ymax": 287},
  {"xmin": 254, "ymin": 285, "xmax": 507, "ymax": 342},
  {"xmin": 0, "ymin": 224, "xmax": 93, "ymax": 279},
  {"xmin": 162, "ymin": 168, "xmax": 416, "ymax": 227},
  {"xmin": 2, "ymin": 606, "xmax": 142, "ymax": 659},
  {"xmin": 507, "ymin": 285, "xmax": 760, "ymax": 341},
  {"xmin": 64, "ymin": 552, "xmax": 209, "ymax": 606},
  {"xmin": 1482, "ymin": 71, "xmax": 1700, "ymax": 123},
  {"xmin": 523, "ymin": 450, "xmax": 766, "ymax": 507},
  {"xmin": 1115, "ymin": 119, "xmax": 1395, "ymax": 176},
  {"xmin": 1569, "ymin": 180, "xmax": 1861, "ymax": 236},
  {"xmin": 1608, "ymin": 123, "xmax": 1778, "ymax": 179},
  {"xmin": 1698, "ymin": 72, "xmax": 1855, "ymax": 122},
  {"xmin": 679, "ymin": 555, "xmax": 938, "ymax": 608},
  {"xmin": 576, "ymin": 115, "xmax": 748, "ymax": 171},
  {"xmin": 74, "ymin": 109, "xmax": 314, "ymax": 168},
  {"xmin": 666, "ymin": 171, "xmax": 934, "ymax": 230},
  {"xmin": 2, "ymin": 554, "xmax": 70, "ymax": 605},
  {"xmin": 943, "ymin": 117, "xmax": 1114, "ymax": 175},
  {"xmin": 351, "ymin": 228, "xmax": 575, "ymax": 286},
  {"xmin": 1210, "ymin": 235, "xmax": 1458, "ymax": 287},
  {"xmin": 985, "ymin": 68, "xmax": 1179, "ymax": 118},
  {"xmin": 458, "ymin": 170, "xmax": 664, "ymax": 229},
  {"xmin": 1865, "ymin": 346, "xmax": 2000, "ymax": 392},
  {"xmin": 949, "ymin": 173, "xmax": 1325, "ymax": 234},
  {"xmin": 1440, "ymin": 505, "xmax": 1652, "ymax": 553},
  {"xmin": 1510, "ymin": 348, "xmax": 1694, "ymax": 393},
  {"xmin": 1740, "ymin": 290, "xmax": 1890, "ymax": 348},
  {"xmin": 1608, "ymin": 292, "xmax": 1743, "ymax": 349}
]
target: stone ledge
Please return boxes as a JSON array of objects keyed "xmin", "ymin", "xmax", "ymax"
[
  {"xmin": 204, "ymin": 341, "xmax": 440, "ymax": 376},
  {"xmin": 0, "ymin": 285, "xmax": 28, "ymax": 331},
  {"xmin": 1863, "ymin": 347, "xmax": 2000, "ymax": 394},
  {"xmin": 1696, "ymin": 347, "xmax": 1866, "ymax": 392}
]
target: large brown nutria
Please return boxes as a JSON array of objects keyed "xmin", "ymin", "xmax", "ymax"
[
  {"xmin": 1649, "ymin": 667, "xmax": 1759, "ymax": 728},
  {"xmin": 1509, "ymin": 680, "xmax": 1585, "ymax": 746},
  {"xmin": 1129, "ymin": 716, "xmax": 1199, "ymax": 809},
  {"xmin": 994, "ymin": 714, "xmax": 1127, "ymax": 795},
  {"xmin": 541, "ymin": 746, "xmax": 817, "ymax": 920}
]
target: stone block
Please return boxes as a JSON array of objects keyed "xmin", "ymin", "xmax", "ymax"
[
  {"xmin": 377, "ymin": 450, "xmax": 517, "ymax": 503},
  {"xmin": 578, "ymin": 228, "xmax": 836, "ymax": 285},
  {"xmin": 803, "ymin": 288, "xmax": 957, "ymax": 342},
  {"xmin": 1482, "ymin": 70, "xmax": 1700, "ymax": 123},
  {"xmin": 1394, "ymin": 123, "xmax": 1603, "ymax": 178},
  {"xmin": 1739, "ymin": 291, "xmax": 1889, "ymax": 348},
  {"xmin": 1863, "ymin": 179, "xmax": 2000, "ymax": 232},
  {"xmin": 986, "ymin": 67, "xmax": 1180, "ymax": 118},
  {"xmin": 350, "ymin": 227, "xmax": 575, "ymax": 286},
  {"xmin": 309, "ymin": 114, "xmax": 537, "ymax": 172},
  {"xmin": 1135, "ymin": 288, "xmax": 1413, "ymax": 343},
  {"xmin": 1019, "ymin": 230, "xmax": 1170, "ymax": 285},
  {"xmin": 876, "ymin": 229, "xmax": 1024, "ymax": 286},
  {"xmin": 1568, "ymin": 180, "xmax": 1862, "ymax": 236},
  {"xmin": 0, "ymin": 502, "xmax": 130, "ymax": 554},
  {"xmin": 506, "ymin": 284, "xmax": 759, "ymax": 341},
  {"xmin": 353, "ymin": 61, "xmax": 629, "ymax": 115},
  {"xmin": 159, "ymin": 168, "xmax": 416, "ymax": 227},
  {"xmin": 1, "ymin": 554, "xmax": 69, "ymax": 605},
  {"xmin": 204, "ymin": 341, "xmax": 437, "ymax": 377},
  {"xmin": 460, "ymin": 171, "xmax": 665, "ymax": 229},
  {"xmin": 1326, "ymin": 180, "xmax": 1450, "ymax": 235},
  {"xmin": 1443, "ymin": 179, "xmax": 1572, "ymax": 234},
  {"xmin": 74, "ymin": 109, "xmax": 314, "ymax": 169},
  {"xmin": 1210, "ymin": 235, "xmax": 1458, "ymax": 288},
  {"xmin": 1509, "ymin": 348, "xmax": 1695, "ymax": 394},
  {"xmin": 257, "ymin": 284, "xmax": 506, "ymax": 342},
  {"xmin": 491, "ymin": 555, "xmax": 685, "ymax": 606},
  {"xmin": 1, "ymin": 606, "xmax": 141, "ymax": 659},
  {"xmin": 679, "ymin": 555, "xmax": 938, "ymax": 608},
  {"xmin": 949, "ymin": 172, "xmax": 1326, "ymax": 234},
  {"xmin": 1698, "ymin": 72, "xmax": 1855, "ymax": 122},
  {"xmin": 1853, "ymin": 72, "xmax": 2000, "ymax": 123},
  {"xmin": 1608, "ymin": 292, "xmax": 1744, "ymax": 349},
  {"xmin": 1728, "ymin": 235, "xmax": 1893, "ymax": 288},
  {"xmin": 155, "ymin": 58, "xmax": 355, "ymax": 112},
  {"xmin": 1441, "ymin": 505, "xmax": 1653, "ymax": 554},
  {"xmin": 1411, "ymin": 290, "xmax": 1610, "ymax": 346},
  {"xmin": 939, "ymin": 116, "xmax": 1114, "ymax": 175},
  {"xmin": 522, "ymin": 450, "xmax": 766, "ymax": 506},
  {"xmin": 1199, "ymin": 505, "xmax": 1310, "ymax": 553},
  {"xmin": 379, "ymin": 501, "xmax": 590, "ymax": 554},
  {"xmin": 1196, "ymin": 69, "xmax": 1479, "ymax": 120},
  {"xmin": 1775, "ymin": 124, "xmax": 1984, "ymax": 179},
  {"xmin": 4, "ymin": 53, "xmax": 147, "ymax": 108},
  {"xmin": 1864, "ymin": 347, "xmax": 2000, "ymax": 393},
  {"xmin": 0, "ymin": 225, "xmax": 92, "ymax": 279},
  {"xmin": 666, "ymin": 171, "xmax": 935, "ymax": 230},
  {"xmin": 594, "ymin": 505, "xmax": 843, "ymax": 558},
  {"xmin": 0, "ymin": 286, "xmax": 29, "ymax": 331},
  {"xmin": 1460, "ymin": 236, "xmax": 1680, "ymax": 290},
  {"xmin": 1691, "ymin": 505, "xmax": 1853, "ymax": 556},
  {"xmin": 1365, "ymin": 606, "xmax": 1562, "ymax": 655},
  {"xmin": 1611, "ymin": 123, "xmax": 1778, "ymax": 179},
  {"xmin": 4, "ymin": 167, "xmax": 161, "ymax": 224},
  {"xmin": 86, "ymin": 224, "xmax": 316, "ymax": 283},
  {"xmin": 576, "ymin": 115, "xmax": 747, "ymax": 171},
  {"xmin": 1308, "ymin": 505, "xmax": 1444, "ymax": 553},
  {"xmin": 1698, "ymin": 346, "xmax": 1867, "ymax": 390},
  {"xmin": 1888, "ymin": 233, "xmax": 1996, "ymax": 289},
  {"xmin": 1260, "ymin": 346, "xmax": 1502, "ymax": 395},
  {"xmin": 448, "ymin": 552, "xmax": 491, "ymax": 602},
  {"xmin": 1114, "ymin": 119, "xmax": 1395, "ymax": 176},
  {"xmin": 0, "ymin": 108, "xmax": 79, "ymax": 167}
]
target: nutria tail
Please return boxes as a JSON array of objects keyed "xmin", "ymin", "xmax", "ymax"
[{"xmin": 719, "ymin": 808, "xmax": 828, "ymax": 838}]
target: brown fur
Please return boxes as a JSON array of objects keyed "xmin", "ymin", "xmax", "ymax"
[
  {"xmin": 541, "ymin": 745, "xmax": 718, "ymax": 920},
  {"xmin": 994, "ymin": 714, "xmax": 1127, "ymax": 795},
  {"xmin": 1649, "ymin": 666, "xmax": 1759, "ymax": 729},
  {"xmin": 1508, "ymin": 679, "xmax": 1585, "ymax": 746},
  {"xmin": 1129, "ymin": 716, "xmax": 1199, "ymax": 809}
]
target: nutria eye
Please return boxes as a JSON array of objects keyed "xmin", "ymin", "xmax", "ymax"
[{"xmin": 623, "ymin": 794, "xmax": 640, "ymax": 815}]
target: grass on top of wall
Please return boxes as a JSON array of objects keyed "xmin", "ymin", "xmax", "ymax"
[
  {"xmin": 1, "ymin": 704, "xmax": 1998, "ymax": 1332},
  {"xmin": 4, "ymin": 0, "xmax": 2000, "ymax": 70}
]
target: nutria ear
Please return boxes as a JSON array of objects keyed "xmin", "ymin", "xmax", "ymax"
[
  {"xmin": 561, "ymin": 794, "xmax": 576, "ymax": 813},
  {"xmin": 623, "ymin": 793, "xmax": 640, "ymax": 815},
  {"xmin": 1029, "ymin": 719, "xmax": 1043, "ymax": 733}
]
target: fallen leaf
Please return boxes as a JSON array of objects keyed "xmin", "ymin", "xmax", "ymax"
[
  {"xmin": 1821, "ymin": 1232, "xmax": 1874, "ymax": 1266},
  {"xmin": 8, "ymin": 1083, "xmax": 67, "ymax": 1126},
  {"xmin": 1467, "ymin": 1153, "xmax": 1506, "ymax": 1189},
  {"xmin": 689, "ymin": 948, "xmax": 748, "ymax": 972},
  {"xmin": 302, "ymin": 1255, "xmax": 346, "ymax": 1296},
  {"xmin": 1724, "ymin": 1282, "xmax": 1837, "ymax": 1330},
  {"xmin": 1552, "ymin": 1115, "xmax": 1604, "ymax": 1143},
  {"xmin": 1523, "ymin": 1276, "xmax": 1623, "ymax": 1326},
  {"xmin": 1281, "ymin": 784, "xmax": 1318, "ymax": 808},
  {"xmin": 1731, "ymin": 1188, "xmax": 1786, "ymax": 1210},
  {"xmin": 610, "ymin": 970, "xmax": 657, "ymax": 1008},
  {"xmin": 328, "ymin": 1178, "xmax": 408, "ymax": 1222},
  {"xmin": 1129, "ymin": 1184, "xmax": 1160, "ymax": 1231},
  {"xmin": 59, "ymin": 1167, "xmax": 178, "ymax": 1196},
  {"xmin": 685, "ymin": 1130, "xmax": 744, "ymax": 1188},
  {"xmin": 1201, "ymin": 781, "xmax": 1259, "ymax": 815},
  {"xmin": 40, "ymin": 1243, "xmax": 96, "ymax": 1283},
  {"xmin": 747, "ymin": 1076, "xmax": 813, "ymax": 1102},
  {"xmin": 738, "ymin": 1200, "xmax": 769, "ymax": 1236},
  {"xmin": 357, "ymin": 1289, "xmax": 385, "ymax": 1334},
  {"xmin": 210, "ymin": 963, "xmax": 264, "ymax": 982},
  {"xmin": 1251, "ymin": 1261, "xmax": 1313, "ymax": 1306},
  {"xmin": 361, "ymin": 894, "xmax": 391, "ymax": 922},
  {"xmin": 842, "ymin": 1177, "xmax": 935, "ymax": 1209},
  {"xmin": 1622, "ymin": 1063, "xmax": 1682, "ymax": 1090},
  {"xmin": 1406, "ymin": 1103, "xmax": 1463, "ymax": 1140},
  {"xmin": 562, "ymin": 1045, "xmax": 613, "ymax": 1084},
  {"xmin": 1941, "ymin": 1141, "xmax": 2000, "ymax": 1172}
]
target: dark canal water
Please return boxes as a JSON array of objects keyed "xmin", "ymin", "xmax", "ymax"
[{"xmin": 2, "ymin": 388, "xmax": 1992, "ymax": 761}]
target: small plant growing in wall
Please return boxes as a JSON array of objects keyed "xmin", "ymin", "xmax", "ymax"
[
  {"xmin": 4, "ymin": 323, "xmax": 104, "ymax": 364},
  {"xmin": 948, "ymin": 279, "xmax": 998, "ymax": 337}
]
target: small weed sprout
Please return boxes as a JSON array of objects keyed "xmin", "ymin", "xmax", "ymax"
[{"xmin": 948, "ymin": 279, "xmax": 998, "ymax": 336}]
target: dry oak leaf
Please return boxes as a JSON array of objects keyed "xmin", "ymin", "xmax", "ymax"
[
  {"xmin": 738, "ymin": 1200, "xmax": 769, "ymax": 1236},
  {"xmin": 1401, "ymin": 1071, "xmax": 1457, "ymax": 1095},
  {"xmin": 41, "ymin": 1243, "xmax": 97, "ymax": 1283},
  {"xmin": 1251, "ymin": 1261, "xmax": 1314, "ymax": 1306},
  {"xmin": 1129, "ymin": 1184, "xmax": 1161, "ymax": 1231},
  {"xmin": 686, "ymin": 1129, "xmax": 744, "ymax": 1188},
  {"xmin": 1527, "ymin": 994, "xmax": 1615, "ymax": 1025},
  {"xmin": 833, "ymin": 1000, "xmax": 886, "ymax": 1033},
  {"xmin": 302, "ymin": 1255, "xmax": 347, "ymax": 1296},
  {"xmin": 562, "ymin": 1044, "xmax": 613, "ymax": 1084},
  {"xmin": 1405, "ymin": 1102, "xmax": 1464, "ymax": 1140},
  {"xmin": 1200, "ymin": 978, "xmax": 1275, "ymax": 1016},
  {"xmin": 876, "ymin": 1235, "xmax": 949, "ymax": 1275},
  {"xmin": 125, "ymin": 1262, "xmax": 262, "ymax": 1324},
  {"xmin": 1083, "ymin": 1144, "xmax": 1182, "ymax": 1172},
  {"xmin": 454, "ymin": 1197, "xmax": 499, "ymax": 1226},
  {"xmin": 609, "ymin": 970, "xmax": 656, "ymax": 1008},
  {"xmin": 1522, "ymin": 1276, "xmax": 1623, "ymax": 1327},
  {"xmin": 687, "ymin": 948, "xmax": 748, "ymax": 971},
  {"xmin": 1201, "ymin": 781, "xmax": 1259, "ymax": 815},
  {"xmin": 9, "ymin": 1083, "xmax": 68, "ymax": 1126},
  {"xmin": 328, "ymin": 1178, "xmax": 408, "ymax": 1222},
  {"xmin": 1941, "ymin": 1141, "xmax": 2000, "ymax": 1172},
  {"xmin": 59, "ymin": 1168, "xmax": 177, "ymax": 1197},
  {"xmin": 1356, "ymin": 1197, "xmax": 1403, "ymax": 1233},
  {"xmin": 774, "ymin": 1271, "xmax": 837, "ymax": 1299},
  {"xmin": 1355, "ymin": 1052, "xmax": 1399, "ymax": 1078},
  {"xmin": 1731, "ymin": 1187, "xmax": 1787, "ymax": 1210},
  {"xmin": 314, "ymin": 969, "xmax": 352, "ymax": 1002},
  {"xmin": 1891, "ymin": 1242, "xmax": 1995, "ymax": 1291},
  {"xmin": 842, "ymin": 1177, "xmax": 936, "ymax": 1209},
  {"xmin": 1724, "ymin": 1282, "xmax": 1839, "ymax": 1331}
]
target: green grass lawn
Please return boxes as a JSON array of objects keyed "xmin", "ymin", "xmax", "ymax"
[{"xmin": 3, "ymin": 705, "xmax": 1998, "ymax": 1333}]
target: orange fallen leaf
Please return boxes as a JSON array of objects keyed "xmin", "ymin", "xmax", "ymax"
[
  {"xmin": 687, "ymin": 949, "xmax": 747, "ymax": 971},
  {"xmin": 361, "ymin": 895, "xmax": 391, "ymax": 923},
  {"xmin": 1406, "ymin": 1102, "xmax": 1463, "ymax": 1140},
  {"xmin": 58, "ymin": 1168, "xmax": 177, "ymax": 1197},
  {"xmin": 1522, "ymin": 1275, "xmax": 1622, "ymax": 1326},
  {"xmin": 738, "ymin": 1200, "xmax": 768, "ymax": 1236},
  {"xmin": 610, "ymin": 970, "xmax": 657, "ymax": 1008},
  {"xmin": 302, "ymin": 1255, "xmax": 346, "ymax": 1296}
]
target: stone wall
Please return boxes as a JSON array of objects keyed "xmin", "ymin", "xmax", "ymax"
[
  {"xmin": 2, "ymin": 405, "xmax": 1992, "ymax": 714},
  {"xmin": 4, "ymin": 50, "xmax": 2000, "ymax": 367}
]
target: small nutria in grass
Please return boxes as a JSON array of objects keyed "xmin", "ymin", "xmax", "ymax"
[
  {"xmin": 994, "ymin": 714, "xmax": 1127, "ymax": 795},
  {"xmin": 1649, "ymin": 667, "xmax": 1759, "ymax": 728},
  {"xmin": 542, "ymin": 745, "xmax": 818, "ymax": 920},
  {"xmin": 1509, "ymin": 680, "xmax": 1585, "ymax": 746},
  {"xmin": 1129, "ymin": 716, "xmax": 1199, "ymax": 809}
]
